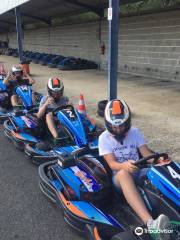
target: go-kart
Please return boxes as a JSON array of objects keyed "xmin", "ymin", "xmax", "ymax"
[
  {"xmin": 4, "ymin": 104, "xmax": 102, "ymax": 164},
  {"xmin": 38, "ymin": 149, "xmax": 179, "ymax": 240},
  {"xmin": 0, "ymin": 83, "xmax": 43, "ymax": 123}
]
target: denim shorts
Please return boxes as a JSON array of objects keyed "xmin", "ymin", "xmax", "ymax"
[{"xmin": 112, "ymin": 168, "xmax": 148, "ymax": 192}]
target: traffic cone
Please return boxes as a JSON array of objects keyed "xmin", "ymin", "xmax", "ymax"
[
  {"xmin": 78, "ymin": 94, "xmax": 86, "ymax": 115},
  {"xmin": 0, "ymin": 64, "xmax": 6, "ymax": 75}
]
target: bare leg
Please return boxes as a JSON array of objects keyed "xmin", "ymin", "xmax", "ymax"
[
  {"xmin": 46, "ymin": 112, "xmax": 58, "ymax": 138},
  {"xmin": 32, "ymin": 91, "xmax": 36, "ymax": 105},
  {"xmin": 115, "ymin": 169, "xmax": 151, "ymax": 224},
  {"xmin": 11, "ymin": 94, "xmax": 19, "ymax": 107}
]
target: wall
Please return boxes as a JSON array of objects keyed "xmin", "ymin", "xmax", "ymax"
[
  {"xmin": 6, "ymin": 22, "xmax": 101, "ymax": 63},
  {"xmin": 101, "ymin": 10, "xmax": 180, "ymax": 80},
  {"xmin": 1, "ymin": 9, "xmax": 180, "ymax": 80}
]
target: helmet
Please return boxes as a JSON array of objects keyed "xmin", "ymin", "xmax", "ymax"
[
  {"xmin": 47, "ymin": 77, "xmax": 64, "ymax": 99},
  {"xmin": 12, "ymin": 65, "xmax": 23, "ymax": 76},
  {"xmin": 104, "ymin": 99, "xmax": 131, "ymax": 142}
]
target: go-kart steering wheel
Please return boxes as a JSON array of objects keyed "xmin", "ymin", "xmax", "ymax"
[
  {"xmin": 52, "ymin": 104, "xmax": 74, "ymax": 116},
  {"xmin": 13, "ymin": 106, "xmax": 39, "ymax": 117},
  {"xmin": 134, "ymin": 153, "xmax": 169, "ymax": 167}
]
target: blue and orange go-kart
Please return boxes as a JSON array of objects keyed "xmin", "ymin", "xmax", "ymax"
[
  {"xmin": 4, "ymin": 104, "xmax": 102, "ymax": 164},
  {"xmin": 38, "ymin": 148, "xmax": 179, "ymax": 240},
  {"xmin": 0, "ymin": 83, "xmax": 43, "ymax": 123}
]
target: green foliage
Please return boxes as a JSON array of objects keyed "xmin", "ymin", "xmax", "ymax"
[
  {"xmin": 25, "ymin": 0, "xmax": 180, "ymax": 29},
  {"xmin": 52, "ymin": 12, "xmax": 99, "ymax": 26},
  {"xmin": 120, "ymin": 0, "xmax": 180, "ymax": 14}
]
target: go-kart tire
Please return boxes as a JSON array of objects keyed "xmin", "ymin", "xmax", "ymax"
[
  {"xmin": 111, "ymin": 231, "xmax": 137, "ymax": 240},
  {"xmin": 97, "ymin": 109, "xmax": 104, "ymax": 118},
  {"xmin": 3, "ymin": 119, "xmax": 13, "ymax": 139},
  {"xmin": 97, "ymin": 100, "xmax": 108, "ymax": 118},
  {"xmin": 98, "ymin": 100, "xmax": 108, "ymax": 111}
]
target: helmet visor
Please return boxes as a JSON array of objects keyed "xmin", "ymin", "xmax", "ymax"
[
  {"xmin": 51, "ymin": 89, "xmax": 63, "ymax": 98},
  {"xmin": 111, "ymin": 125, "xmax": 126, "ymax": 135},
  {"xmin": 13, "ymin": 71, "xmax": 23, "ymax": 76}
]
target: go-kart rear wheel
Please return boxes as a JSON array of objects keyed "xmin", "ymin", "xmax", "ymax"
[
  {"xmin": 3, "ymin": 119, "xmax": 13, "ymax": 139},
  {"xmin": 98, "ymin": 100, "xmax": 108, "ymax": 111},
  {"xmin": 97, "ymin": 100, "xmax": 108, "ymax": 118}
]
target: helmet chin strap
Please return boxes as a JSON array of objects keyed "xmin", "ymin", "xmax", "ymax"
[
  {"xmin": 16, "ymin": 76, "xmax": 22, "ymax": 81},
  {"xmin": 114, "ymin": 134, "xmax": 126, "ymax": 145}
]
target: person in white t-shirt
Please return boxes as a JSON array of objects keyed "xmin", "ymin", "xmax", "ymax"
[{"xmin": 98, "ymin": 99, "xmax": 170, "ymax": 235}]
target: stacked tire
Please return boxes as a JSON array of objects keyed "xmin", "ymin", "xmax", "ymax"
[{"xmin": 97, "ymin": 100, "xmax": 108, "ymax": 118}]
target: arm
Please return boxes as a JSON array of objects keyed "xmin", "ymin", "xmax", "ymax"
[
  {"xmin": 37, "ymin": 103, "xmax": 48, "ymax": 119},
  {"xmin": 25, "ymin": 74, "xmax": 35, "ymax": 85},
  {"xmin": 139, "ymin": 144, "xmax": 170, "ymax": 164},
  {"xmin": 37, "ymin": 97, "xmax": 54, "ymax": 119},
  {"xmin": 139, "ymin": 144, "xmax": 154, "ymax": 158},
  {"xmin": 3, "ymin": 71, "xmax": 13, "ymax": 86}
]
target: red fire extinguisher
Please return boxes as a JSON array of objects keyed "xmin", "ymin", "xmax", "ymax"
[{"xmin": 101, "ymin": 42, "xmax": 105, "ymax": 55}]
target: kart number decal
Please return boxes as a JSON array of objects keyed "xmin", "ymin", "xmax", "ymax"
[
  {"xmin": 66, "ymin": 110, "xmax": 75, "ymax": 118},
  {"xmin": 20, "ymin": 85, "xmax": 28, "ymax": 91},
  {"xmin": 167, "ymin": 166, "xmax": 180, "ymax": 180}
]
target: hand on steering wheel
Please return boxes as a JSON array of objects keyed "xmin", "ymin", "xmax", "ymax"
[
  {"xmin": 156, "ymin": 155, "xmax": 171, "ymax": 165},
  {"xmin": 134, "ymin": 153, "xmax": 169, "ymax": 168}
]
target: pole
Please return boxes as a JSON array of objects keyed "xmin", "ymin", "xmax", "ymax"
[
  {"xmin": 15, "ymin": 7, "xmax": 23, "ymax": 62},
  {"xmin": 108, "ymin": 0, "xmax": 119, "ymax": 100}
]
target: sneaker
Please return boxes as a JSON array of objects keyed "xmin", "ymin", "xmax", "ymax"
[{"xmin": 147, "ymin": 214, "xmax": 170, "ymax": 240}]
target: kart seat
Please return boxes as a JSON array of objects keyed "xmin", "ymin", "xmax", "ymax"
[{"xmin": 35, "ymin": 141, "xmax": 52, "ymax": 151}]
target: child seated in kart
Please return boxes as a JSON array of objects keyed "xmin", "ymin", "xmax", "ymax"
[
  {"xmin": 3, "ymin": 65, "xmax": 35, "ymax": 109},
  {"xmin": 37, "ymin": 77, "xmax": 69, "ymax": 144},
  {"xmin": 98, "ymin": 99, "xmax": 171, "ymax": 235}
]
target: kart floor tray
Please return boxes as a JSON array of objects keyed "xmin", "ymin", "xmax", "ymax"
[{"xmin": 100, "ymin": 199, "xmax": 142, "ymax": 231}]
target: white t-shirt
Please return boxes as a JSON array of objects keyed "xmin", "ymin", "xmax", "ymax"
[{"xmin": 98, "ymin": 127, "xmax": 145, "ymax": 163}]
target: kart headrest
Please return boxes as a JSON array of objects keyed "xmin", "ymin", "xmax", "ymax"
[
  {"xmin": 74, "ymin": 147, "xmax": 112, "ymax": 179},
  {"xmin": 74, "ymin": 153, "xmax": 112, "ymax": 204}
]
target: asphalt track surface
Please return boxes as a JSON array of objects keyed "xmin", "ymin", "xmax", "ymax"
[{"xmin": 0, "ymin": 126, "xmax": 83, "ymax": 240}]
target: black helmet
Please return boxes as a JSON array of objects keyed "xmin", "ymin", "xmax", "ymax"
[
  {"xmin": 104, "ymin": 99, "xmax": 131, "ymax": 142},
  {"xmin": 47, "ymin": 77, "xmax": 64, "ymax": 100}
]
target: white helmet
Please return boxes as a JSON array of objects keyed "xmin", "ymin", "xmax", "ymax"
[
  {"xmin": 105, "ymin": 99, "xmax": 131, "ymax": 142},
  {"xmin": 12, "ymin": 65, "xmax": 23, "ymax": 75},
  {"xmin": 47, "ymin": 77, "xmax": 64, "ymax": 98}
]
